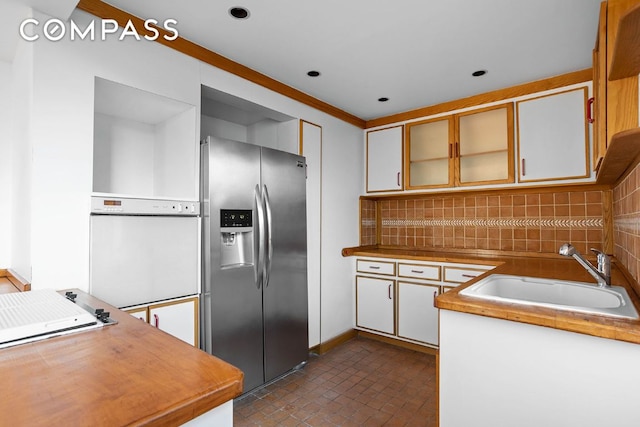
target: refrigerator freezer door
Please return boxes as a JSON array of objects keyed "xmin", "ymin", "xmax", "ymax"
[
  {"xmin": 261, "ymin": 147, "xmax": 309, "ymax": 382},
  {"xmin": 202, "ymin": 137, "xmax": 265, "ymax": 392}
]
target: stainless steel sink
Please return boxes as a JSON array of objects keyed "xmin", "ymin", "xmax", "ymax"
[{"xmin": 459, "ymin": 274, "xmax": 639, "ymax": 319}]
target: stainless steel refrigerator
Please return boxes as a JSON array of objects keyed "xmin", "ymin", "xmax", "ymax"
[{"xmin": 200, "ymin": 136, "xmax": 308, "ymax": 393}]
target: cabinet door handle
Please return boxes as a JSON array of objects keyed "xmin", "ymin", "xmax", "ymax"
[
  {"xmin": 455, "ymin": 142, "xmax": 460, "ymax": 158},
  {"xmin": 521, "ymin": 158, "xmax": 526, "ymax": 176},
  {"xmin": 153, "ymin": 313, "xmax": 159, "ymax": 328},
  {"xmin": 449, "ymin": 143, "xmax": 453, "ymax": 159},
  {"xmin": 433, "ymin": 290, "xmax": 438, "ymax": 307},
  {"xmin": 388, "ymin": 284, "xmax": 393, "ymax": 300},
  {"xmin": 587, "ymin": 97, "xmax": 595, "ymax": 124},
  {"xmin": 397, "ymin": 172, "xmax": 400, "ymax": 187}
]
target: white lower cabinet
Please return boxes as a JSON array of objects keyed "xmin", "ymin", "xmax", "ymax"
[
  {"xmin": 355, "ymin": 257, "xmax": 495, "ymax": 348},
  {"xmin": 356, "ymin": 276, "xmax": 395, "ymax": 334},
  {"xmin": 124, "ymin": 296, "xmax": 199, "ymax": 347},
  {"xmin": 397, "ymin": 282, "xmax": 440, "ymax": 345}
]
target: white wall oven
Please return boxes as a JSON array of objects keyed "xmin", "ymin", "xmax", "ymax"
[{"xmin": 89, "ymin": 196, "xmax": 199, "ymax": 308}]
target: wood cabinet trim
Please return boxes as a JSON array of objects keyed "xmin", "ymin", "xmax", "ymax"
[
  {"xmin": 596, "ymin": 127, "xmax": 640, "ymax": 184},
  {"xmin": 605, "ymin": 0, "xmax": 639, "ymax": 145},
  {"xmin": 608, "ymin": 2, "xmax": 640, "ymax": 80},
  {"xmin": 405, "ymin": 103, "xmax": 515, "ymax": 190},
  {"xmin": 366, "ymin": 125, "xmax": 405, "ymax": 193},
  {"xmin": 355, "ymin": 275, "xmax": 396, "ymax": 335},
  {"xmin": 356, "ymin": 259, "xmax": 397, "ymax": 276},
  {"xmin": 299, "ymin": 119, "xmax": 322, "ymax": 157},
  {"xmin": 149, "ymin": 296, "xmax": 199, "ymax": 347},
  {"xmin": 442, "ymin": 266, "xmax": 490, "ymax": 284},
  {"xmin": 396, "ymin": 280, "xmax": 440, "ymax": 345},
  {"xmin": 516, "ymin": 87, "xmax": 591, "ymax": 183},
  {"xmin": 455, "ymin": 102, "xmax": 515, "ymax": 187},
  {"xmin": 593, "ymin": 1, "xmax": 608, "ymax": 172},
  {"xmin": 126, "ymin": 296, "xmax": 200, "ymax": 347},
  {"xmin": 404, "ymin": 116, "xmax": 455, "ymax": 190},
  {"xmin": 397, "ymin": 262, "xmax": 442, "ymax": 281}
]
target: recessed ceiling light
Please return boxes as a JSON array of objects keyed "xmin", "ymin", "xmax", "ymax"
[
  {"xmin": 472, "ymin": 70, "xmax": 487, "ymax": 77},
  {"xmin": 378, "ymin": 97, "xmax": 389, "ymax": 102},
  {"xmin": 307, "ymin": 70, "xmax": 321, "ymax": 77},
  {"xmin": 229, "ymin": 7, "xmax": 250, "ymax": 19}
]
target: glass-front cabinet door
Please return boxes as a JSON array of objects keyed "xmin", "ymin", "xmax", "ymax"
[
  {"xmin": 456, "ymin": 103, "xmax": 514, "ymax": 186},
  {"xmin": 405, "ymin": 103, "xmax": 514, "ymax": 189},
  {"xmin": 405, "ymin": 117, "xmax": 454, "ymax": 189}
]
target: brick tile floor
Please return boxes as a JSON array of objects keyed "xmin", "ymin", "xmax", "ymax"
[{"xmin": 233, "ymin": 337, "xmax": 437, "ymax": 426}]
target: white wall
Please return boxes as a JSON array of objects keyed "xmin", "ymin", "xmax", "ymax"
[
  {"xmin": 318, "ymin": 122, "xmax": 361, "ymax": 341},
  {"xmin": 10, "ymin": 8, "xmax": 362, "ymax": 344},
  {"xmin": 9, "ymin": 38, "xmax": 33, "ymax": 279},
  {"xmin": 0, "ymin": 59, "xmax": 12, "ymax": 268},
  {"xmin": 201, "ymin": 115, "xmax": 247, "ymax": 142},
  {"xmin": 26, "ymin": 9, "xmax": 200, "ymax": 290}
]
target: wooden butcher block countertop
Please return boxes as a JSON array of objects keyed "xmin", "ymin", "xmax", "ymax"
[
  {"xmin": 0, "ymin": 290, "xmax": 243, "ymax": 426},
  {"xmin": 343, "ymin": 246, "xmax": 640, "ymax": 345}
]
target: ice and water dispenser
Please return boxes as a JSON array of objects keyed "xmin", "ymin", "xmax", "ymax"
[{"xmin": 220, "ymin": 209, "xmax": 253, "ymax": 268}]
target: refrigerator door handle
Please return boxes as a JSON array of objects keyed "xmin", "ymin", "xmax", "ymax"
[
  {"xmin": 262, "ymin": 185, "xmax": 273, "ymax": 288},
  {"xmin": 254, "ymin": 184, "xmax": 265, "ymax": 289}
]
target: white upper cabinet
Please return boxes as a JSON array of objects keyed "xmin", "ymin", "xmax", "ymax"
[
  {"xmin": 516, "ymin": 87, "xmax": 590, "ymax": 183},
  {"xmin": 366, "ymin": 125, "xmax": 403, "ymax": 192}
]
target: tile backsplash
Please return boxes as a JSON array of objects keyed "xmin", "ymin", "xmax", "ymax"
[
  {"xmin": 360, "ymin": 199, "xmax": 377, "ymax": 246},
  {"xmin": 613, "ymin": 163, "xmax": 640, "ymax": 283},
  {"xmin": 361, "ymin": 188, "xmax": 607, "ymax": 255}
]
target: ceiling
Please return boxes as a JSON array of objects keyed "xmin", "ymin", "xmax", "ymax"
[
  {"xmin": 100, "ymin": 0, "xmax": 602, "ymax": 121},
  {"xmin": 4, "ymin": 0, "xmax": 603, "ymax": 122}
]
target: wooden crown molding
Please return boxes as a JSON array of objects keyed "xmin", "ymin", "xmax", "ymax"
[
  {"xmin": 76, "ymin": 1, "xmax": 592, "ymax": 132},
  {"xmin": 75, "ymin": 0, "xmax": 367, "ymax": 128},
  {"xmin": 365, "ymin": 68, "xmax": 593, "ymax": 129}
]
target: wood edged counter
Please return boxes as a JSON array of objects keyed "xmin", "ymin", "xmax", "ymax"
[
  {"xmin": 343, "ymin": 246, "xmax": 640, "ymax": 345},
  {"xmin": 0, "ymin": 290, "xmax": 243, "ymax": 426}
]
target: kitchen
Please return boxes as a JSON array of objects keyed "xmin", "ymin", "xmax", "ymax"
[{"xmin": 1, "ymin": 0, "xmax": 640, "ymax": 426}]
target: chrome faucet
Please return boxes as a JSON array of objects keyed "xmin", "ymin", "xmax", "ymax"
[{"xmin": 558, "ymin": 243, "xmax": 611, "ymax": 287}]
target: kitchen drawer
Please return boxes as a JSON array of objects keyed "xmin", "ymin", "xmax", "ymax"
[
  {"xmin": 398, "ymin": 263, "xmax": 441, "ymax": 281},
  {"xmin": 356, "ymin": 259, "xmax": 396, "ymax": 276},
  {"xmin": 443, "ymin": 266, "xmax": 491, "ymax": 284}
]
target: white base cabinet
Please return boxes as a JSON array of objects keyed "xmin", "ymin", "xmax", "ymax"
[
  {"xmin": 356, "ymin": 276, "xmax": 395, "ymax": 334},
  {"xmin": 124, "ymin": 296, "xmax": 199, "ymax": 347},
  {"xmin": 355, "ymin": 257, "xmax": 494, "ymax": 348},
  {"xmin": 398, "ymin": 282, "xmax": 440, "ymax": 345}
]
